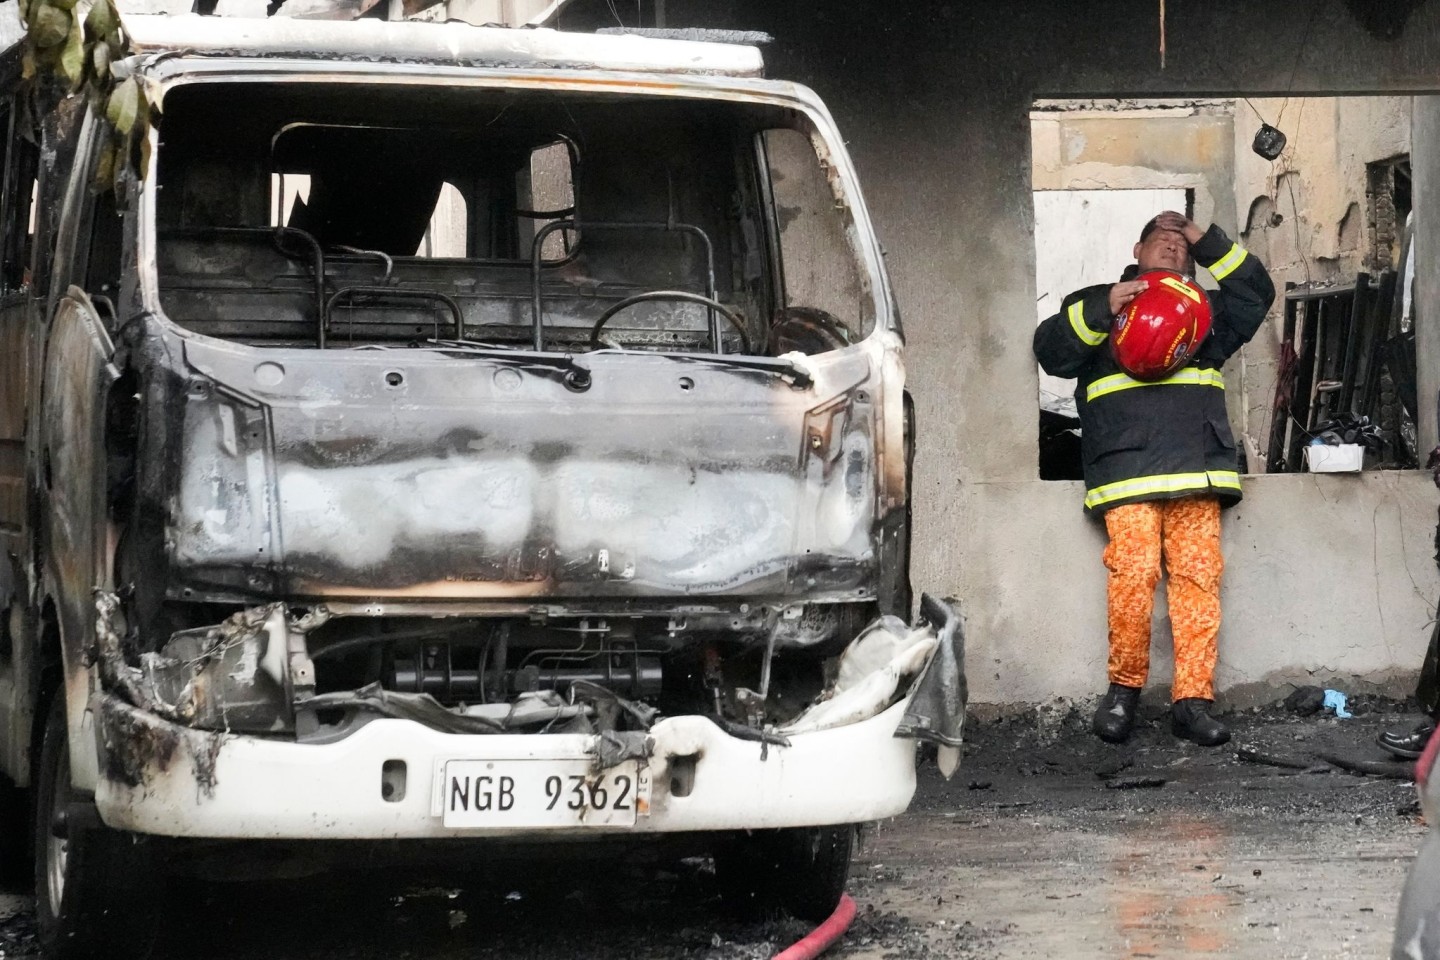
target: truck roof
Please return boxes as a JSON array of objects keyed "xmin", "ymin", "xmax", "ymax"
[{"xmin": 0, "ymin": 6, "xmax": 765, "ymax": 79}]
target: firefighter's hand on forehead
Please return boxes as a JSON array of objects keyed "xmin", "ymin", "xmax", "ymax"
[{"xmin": 1150, "ymin": 211, "xmax": 1202, "ymax": 244}]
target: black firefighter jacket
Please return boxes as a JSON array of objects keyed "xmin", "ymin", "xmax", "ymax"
[{"xmin": 1033, "ymin": 224, "xmax": 1276, "ymax": 515}]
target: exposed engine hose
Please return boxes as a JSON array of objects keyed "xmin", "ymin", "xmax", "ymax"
[{"xmin": 772, "ymin": 893, "xmax": 857, "ymax": 960}]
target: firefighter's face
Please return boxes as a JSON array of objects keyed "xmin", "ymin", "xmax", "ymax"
[{"xmin": 1134, "ymin": 228, "xmax": 1191, "ymax": 274}]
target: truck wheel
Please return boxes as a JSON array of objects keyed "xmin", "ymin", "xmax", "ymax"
[
  {"xmin": 713, "ymin": 824, "xmax": 854, "ymax": 922},
  {"xmin": 34, "ymin": 695, "xmax": 159, "ymax": 960}
]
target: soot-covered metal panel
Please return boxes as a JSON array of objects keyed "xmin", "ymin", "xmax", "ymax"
[{"xmin": 159, "ymin": 330, "xmax": 898, "ymax": 602}]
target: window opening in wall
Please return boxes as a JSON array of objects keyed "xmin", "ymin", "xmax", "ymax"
[
  {"xmin": 1033, "ymin": 184, "xmax": 1192, "ymax": 481},
  {"xmin": 1031, "ymin": 96, "xmax": 1419, "ymax": 480}
]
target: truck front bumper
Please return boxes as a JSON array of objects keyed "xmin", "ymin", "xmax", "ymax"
[{"xmin": 91, "ymin": 693, "xmax": 920, "ymax": 839}]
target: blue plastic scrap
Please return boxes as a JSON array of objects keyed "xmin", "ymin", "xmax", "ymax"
[{"xmin": 1322, "ymin": 689, "xmax": 1352, "ymax": 719}]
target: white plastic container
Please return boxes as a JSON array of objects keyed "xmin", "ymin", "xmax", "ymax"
[{"xmin": 1304, "ymin": 442, "xmax": 1364, "ymax": 473}]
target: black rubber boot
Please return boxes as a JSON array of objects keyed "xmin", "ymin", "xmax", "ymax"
[
  {"xmin": 1377, "ymin": 718, "xmax": 1437, "ymax": 760},
  {"xmin": 1171, "ymin": 698, "xmax": 1230, "ymax": 746},
  {"xmin": 1092, "ymin": 683, "xmax": 1141, "ymax": 744}
]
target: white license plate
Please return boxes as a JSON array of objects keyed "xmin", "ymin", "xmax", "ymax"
[{"xmin": 441, "ymin": 759, "xmax": 649, "ymax": 828}]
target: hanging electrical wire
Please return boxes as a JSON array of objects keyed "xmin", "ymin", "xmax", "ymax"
[{"xmin": 1159, "ymin": 0, "xmax": 1166, "ymax": 69}]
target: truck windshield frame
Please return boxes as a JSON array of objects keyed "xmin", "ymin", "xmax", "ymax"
[{"xmin": 133, "ymin": 63, "xmax": 896, "ymax": 357}]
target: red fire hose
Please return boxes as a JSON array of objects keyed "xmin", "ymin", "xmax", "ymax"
[{"xmin": 772, "ymin": 893, "xmax": 857, "ymax": 960}]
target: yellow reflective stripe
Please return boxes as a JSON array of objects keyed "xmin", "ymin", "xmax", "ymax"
[
  {"xmin": 1067, "ymin": 300, "xmax": 1107, "ymax": 347},
  {"xmin": 1207, "ymin": 469, "xmax": 1242, "ymax": 491},
  {"xmin": 1207, "ymin": 243, "xmax": 1248, "ymax": 281},
  {"xmin": 1084, "ymin": 470, "xmax": 1242, "ymax": 510},
  {"xmin": 1086, "ymin": 367, "xmax": 1224, "ymax": 402}
]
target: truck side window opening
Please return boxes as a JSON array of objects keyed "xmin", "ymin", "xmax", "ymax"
[
  {"xmin": 270, "ymin": 172, "xmax": 310, "ymax": 230},
  {"xmin": 0, "ymin": 100, "xmax": 26, "ymax": 577},
  {"xmin": 419, "ymin": 182, "xmax": 468, "ymax": 258},
  {"xmin": 271, "ymin": 173, "xmax": 471, "ymax": 259},
  {"xmin": 84, "ymin": 188, "xmax": 125, "ymax": 305},
  {"xmin": 518, "ymin": 140, "xmax": 578, "ymax": 261},
  {"xmin": 265, "ymin": 126, "xmax": 575, "ymax": 262},
  {"xmin": 761, "ymin": 127, "xmax": 870, "ymax": 352},
  {"xmin": 0, "ymin": 106, "xmax": 38, "ymax": 295},
  {"xmin": 0, "ymin": 106, "xmax": 9, "ymax": 292}
]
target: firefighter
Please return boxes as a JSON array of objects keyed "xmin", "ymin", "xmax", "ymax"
[{"xmin": 1034, "ymin": 211, "xmax": 1275, "ymax": 746}]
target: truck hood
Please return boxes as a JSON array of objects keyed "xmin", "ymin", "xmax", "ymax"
[{"xmin": 161, "ymin": 332, "xmax": 896, "ymax": 602}]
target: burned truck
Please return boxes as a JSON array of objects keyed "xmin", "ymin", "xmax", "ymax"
[{"xmin": 0, "ymin": 13, "xmax": 963, "ymax": 955}]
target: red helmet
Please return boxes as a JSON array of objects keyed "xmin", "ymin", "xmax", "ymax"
[{"xmin": 1111, "ymin": 270, "xmax": 1213, "ymax": 381}]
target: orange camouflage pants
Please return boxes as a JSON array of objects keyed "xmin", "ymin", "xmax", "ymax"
[{"xmin": 1102, "ymin": 496, "xmax": 1223, "ymax": 702}]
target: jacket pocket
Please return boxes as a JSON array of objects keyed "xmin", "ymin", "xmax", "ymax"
[
  {"xmin": 1204, "ymin": 416, "xmax": 1237, "ymax": 457},
  {"xmin": 1083, "ymin": 424, "xmax": 1149, "ymax": 469}
]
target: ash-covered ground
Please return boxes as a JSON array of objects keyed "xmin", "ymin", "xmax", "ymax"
[{"xmin": 0, "ymin": 695, "xmax": 1426, "ymax": 959}]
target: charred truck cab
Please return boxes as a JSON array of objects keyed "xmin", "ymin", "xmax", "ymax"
[{"xmin": 0, "ymin": 13, "xmax": 964, "ymax": 955}]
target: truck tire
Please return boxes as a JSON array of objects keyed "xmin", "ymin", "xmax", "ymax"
[
  {"xmin": 713, "ymin": 824, "xmax": 854, "ymax": 922},
  {"xmin": 34, "ymin": 695, "xmax": 159, "ymax": 960}
]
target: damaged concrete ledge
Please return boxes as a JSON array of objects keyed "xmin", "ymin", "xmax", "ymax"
[
  {"xmin": 915, "ymin": 469, "xmax": 1439, "ymax": 709},
  {"xmin": 966, "ymin": 669, "xmax": 1424, "ymax": 725}
]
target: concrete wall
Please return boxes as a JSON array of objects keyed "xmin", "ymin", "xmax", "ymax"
[
  {"xmin": 1232, "ymin": 96, "xmax": 1413, "ymax": 461},
  {"xmin": 567, "ymin": 0, "xmax": 1440, "ymax": 707},
  {"xmin": 1235, "ymin": 98, "xmax": 1410, "ymax": 286},
  {"xmin": 1031, "ymin": 101, "xmax": 1235, "ymax": 232},
  {"xmin": 954, "ymin": 472, "xmax": 1435, "ymax": 705}
]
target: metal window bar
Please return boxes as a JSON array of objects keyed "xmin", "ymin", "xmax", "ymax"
[
  {"xmin": 159, "ymin": 226, "xmax": 327, "ymax": 346},
  {"xmin": 325, "ymin": 287, "xmax": 464, "ymax": 343},
  {"xmin": 528, "ymin": 219, "xmax": 719, "ymax": 353},
  {"xmin": 1266, "ymin": 271, "xmax": 1401, "ymax": 472}
]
